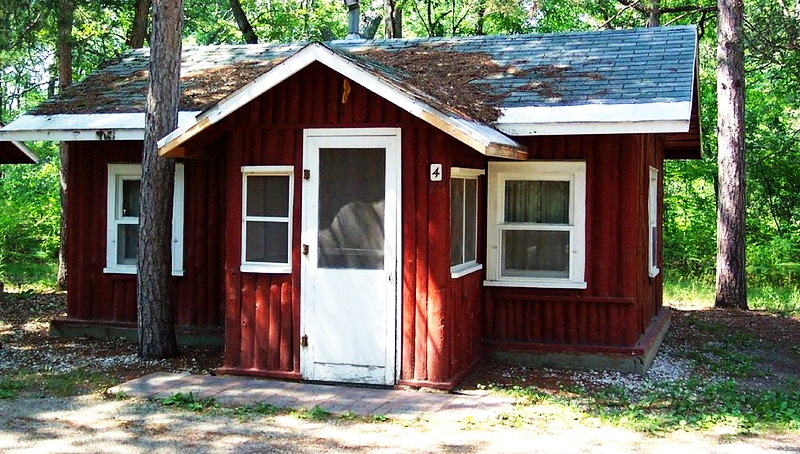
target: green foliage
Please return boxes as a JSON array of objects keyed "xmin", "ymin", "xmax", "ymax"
[
  {"xmin": 0, "ymin": 142, "xmax": 61, "ymax": 281},
  {"xmin": 295, "ymin": 404, "xmax": 332, "ymax": 420},
  {"xmin": 0, "ymin": 377, "xmax": 25, "ymax": 399},
  {"xmin": 162, "ymin": 392, "xmax": 220, "ymax": 412},
  {"xmin": 664, "ymin": 276, "xmax": 800, "ymax": 317}
]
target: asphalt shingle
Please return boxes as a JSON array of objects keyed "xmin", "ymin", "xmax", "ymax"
[{"xmin": 33, "ymin": 25, "xmax": 697, "ymax": 123}]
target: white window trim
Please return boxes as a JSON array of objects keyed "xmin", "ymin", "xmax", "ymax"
[
  {"xmin": 240, "ymin": 165, "xmax": 294, "ymax": 274},
  {"xmin": 485, "ymin": 160, "xmax": 586, "ymax": 289},
  {"xmin": 450, "ymin": 167, "xmax": 484, "ymax": 278},
  {"xmin": 104, "ymin": 163, "xmax": 185, "ymax": 276},
  {"xmin": 648, "ymin": 166, "xmax": 661, "ymax": 278}
]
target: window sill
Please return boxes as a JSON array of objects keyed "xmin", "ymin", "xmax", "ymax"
[
  {"xmin": 103, "ymin": 266, "xmax": 185, "ymax": 277},
  {"xmin": 450, "ymin": 263, "xmax": 483, "ymax": 279},
  {"xmin": 483, "ymin": 279, "xmax": 587, "ymax": 289},
  {"xmin": 240, "ymin": 263, "xmax": 292, "ymax": 274}
]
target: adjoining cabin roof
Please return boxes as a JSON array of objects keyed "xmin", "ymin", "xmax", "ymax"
[
  {"xmin": 0, "ymin": 124, "xmax": 37, "ymax": 164},
  {"xmin": 0, "ymin": 26, "xmax": 701, "ymax": 158}
]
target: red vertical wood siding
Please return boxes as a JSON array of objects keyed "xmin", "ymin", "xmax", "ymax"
[
  {"xmin": 211, "ymin": 63, "xmax": 485, "ymax": 385},
  {"xmin": 484, "ymin": 134, "xmax": 662, "ymax": 349},
  {"xmin": 64, "ymin": 140, "xmax": 226, "ymax": 331},
  {"xmin": 66, "ymin": 60, "xmax": 667, "ymax": 385}
]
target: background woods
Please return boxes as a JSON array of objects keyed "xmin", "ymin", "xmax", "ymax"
[{"xmin": 0, "ymin": 0, "xmax": 798, "ymax": 312}]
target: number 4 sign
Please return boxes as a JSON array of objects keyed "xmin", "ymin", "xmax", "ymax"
[{"xmin": 430, "ymin": 163, "xmax": 443, "ymax": 182}]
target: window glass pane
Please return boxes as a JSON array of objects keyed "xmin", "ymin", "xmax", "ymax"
[
  {"xmin": 504, "ymin": 180, "xmax": 569, "ymax": 224},
  {"xmin": 651, "ymin": 225, "xmax": 658, "ymax": 269},
  {"xmin": 318, "ymin": 148, "xmax": 385, "ymax": 270},
  {"xmin": 247, "ymin": 175, "xmax": 290, "ymax": 217},
  {"xmin": 117, "ymin": 224, "xmax": 138, "ymax": 265},
  {"xmin": 450, "ymin": 178, "xmax": 464, "ymax": 266},
  {"xmin": 120, "ymin": 179, "xmax": 140, "ymax": 218},
  {"xmin": 502, "ymin": 230, "xmax": 569, "ymax": 278},
  {"xmin": 245, "ymin": 221, "xmax": 289, "ymax": 263},
  {"xmin": 464, "ymin": 178, "xmax": 477, "ymax": 263}
]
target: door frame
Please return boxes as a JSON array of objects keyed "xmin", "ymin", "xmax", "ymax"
[{"xmin": 299, "ymin": 127, "xmax": 402, "ymax": 384}]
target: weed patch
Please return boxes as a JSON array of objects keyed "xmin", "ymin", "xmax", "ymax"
[
  {"xmin": 161, "ymin": 392, "xmax": 219, "ymax": 413},
  {"xmin": 295, "ymin": 404, "xmax": 332, "ymax": 421}
]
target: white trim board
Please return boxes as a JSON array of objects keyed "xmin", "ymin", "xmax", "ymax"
[
  {"xmin": 495, "ymin": 101, "xmax": 693, "ymax": 136},
  {"xmin": 158, "ymin": 43, "xmax": 527, "ymax": 160},
  {"xmin": 0, "ymin": 112, "xmax": 201, "ymax": 142}
]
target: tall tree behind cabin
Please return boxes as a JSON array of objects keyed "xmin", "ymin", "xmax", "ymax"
[
  {"xmin": 715, "ymin": 0, "xmax": 747, "ymax": 309},
  {"xmin": 56, "ymin": 0, "xmax": 74, "ymax": 290},
  {"xmin": 137, "ymin": 0, "xmax": 183, "ymax": 359}
]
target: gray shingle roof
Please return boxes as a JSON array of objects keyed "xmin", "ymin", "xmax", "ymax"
[{"xmin": 34, "ymin": 25, "xmax": 697, "ymax": 123}]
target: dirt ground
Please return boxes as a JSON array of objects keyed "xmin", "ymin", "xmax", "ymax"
[{"xmin": 1, "ymin": 291, "xmax": 799, "ymax": 453}]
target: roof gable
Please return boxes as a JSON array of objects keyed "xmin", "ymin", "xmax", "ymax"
[{"xmin": 158, "ymin": 42, "xmax": 527, "ymax": 159}]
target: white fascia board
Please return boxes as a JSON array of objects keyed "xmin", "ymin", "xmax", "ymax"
[
  {"xmin": 158, "ymin": 43, "xmax": 526, "ymax": 159},
  {"xmin": 0, "ymin": 112, "xmax": 200, "ymax": 142},
  {"xmin": 495, "ymin": 101, "xmax": 692, "ymax": 136}
]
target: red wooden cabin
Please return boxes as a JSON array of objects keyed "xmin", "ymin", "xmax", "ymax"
[{"xmin": 0, "ymin": 26, "xmax": 701, "ymax": 389}]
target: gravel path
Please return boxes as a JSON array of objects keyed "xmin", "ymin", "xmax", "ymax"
[{"xmin": 1, "ymin": 396, "xmax": 798, "ymax": 453}]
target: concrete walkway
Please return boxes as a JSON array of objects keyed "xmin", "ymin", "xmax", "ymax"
[{"xmin": 109, "ymin": 372, "xmax": 517, "ymax": 421}]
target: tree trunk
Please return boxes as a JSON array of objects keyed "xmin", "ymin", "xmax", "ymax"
[
  {"xmin": 128, "ymin": 0, "xmax": 151, "ymax": 48},
  {"xmin": 138, "ymin": 0, "xmax": 183, "ymax": 359},
  {"xmin": 646, "ymin": 0, "xmax": 661, "ymax": 26},
  {"xmin": 362, "ymin": 14, "xmax": 383, "ymax": 39},
  {"xmin": 56, "ymin": 0, "xmax": 74, "ymax": 291},
  {"xmin": 715, "ymin": 0, "xmax": 747, "ymax": 309},
  {"xmin": 229, "ymin": 0, "xmax": 258, "ymax": 44},
  {"xmin": 384, "ymin": 0, "xmax": 402, "ymax": 38}
]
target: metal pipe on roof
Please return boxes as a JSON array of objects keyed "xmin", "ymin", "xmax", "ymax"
[{"xmin": 344, "ymin": 0, "xmax": 361, "ymax": 40}]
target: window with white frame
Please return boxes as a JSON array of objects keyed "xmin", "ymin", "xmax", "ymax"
[
  {"xmin": 105, "ymin": 163, "xmax": 184, "ymax": 275},
  {"xmin": 450, "ymin": 167, "xmax": 484, "ymax": 278},
  {"xmin": 486, "ymin": 161, "xmax": 586, "ymax": 288},
  {"xmin": 648, "ymin": 166, "xmax": 660, "ymax": 278},
  {"xmin": 241, "ymin": 166, "xmax": 294, "ymax": 273}
]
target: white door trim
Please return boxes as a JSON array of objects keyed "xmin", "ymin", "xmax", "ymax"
[{"xmin": 300, "ymin": 127, "xmax": 402, "ymax": 385}]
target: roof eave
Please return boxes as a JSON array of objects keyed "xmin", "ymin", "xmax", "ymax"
[{"xmin": 0, "ymin": 112, "xmax": 202, "ymax": 142}]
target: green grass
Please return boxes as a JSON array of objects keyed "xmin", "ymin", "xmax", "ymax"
[
  {"xmin": 0, "ymin": 261, "xmax": 58, "ymax": 291},
  {"xmin": 664, "ymin": 276, "xmax": 800, "ymax": 317},
  {"xmin": 0, "ymin": 369, "xmax": 115, "ymax": 398},
  {"xmin": 492, "ymin": 379, "xmax": 800, "ymax": 434}
]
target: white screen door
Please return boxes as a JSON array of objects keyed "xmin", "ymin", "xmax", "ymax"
[{"xmin": 301, "ymin": 129, "xmax": 400, "ymax": 385}]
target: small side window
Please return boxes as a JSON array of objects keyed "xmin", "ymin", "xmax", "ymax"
[
  {"xmin": 241, "ymin": 166, "xmax": 294, "ymax": 273},
  {"xmin": 648, "ymin": 166, "xmax": 660, "ymax": 278},
  {"xmin": 450, "ymin": 167, "xmax": 484, "ymax": 278},
  {"xmin": 104, "ymin": 163, "xmax": 184, "ymax": 275}
]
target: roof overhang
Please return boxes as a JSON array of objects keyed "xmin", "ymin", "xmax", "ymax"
[
  {"xmin": 495, "ymin": 101, "xmax": 693, "ymax": 136},
  {"xmin": 158, "ymin": 43, "xmax": 528, "ymax": 160},
  {"xmin": 0, "ymin": 112, "xmax": 201, "ymax": 142},
  {"xmin": 0, "ymin": 139, "xmax": 38, "ymax": 164}
]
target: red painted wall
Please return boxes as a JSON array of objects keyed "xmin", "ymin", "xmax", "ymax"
[
  {"xmin": 205, "ymin": 62, "xmax": 486, "ymax": 385},
  {"xmin": 484, "ymin": 134, "xmax": 665, "ymax": 351},
  {"xmin": 64, "ymin": 140, "xmax": 226, "ymax": 329},
  {"xmin": 64, "ymin": 62, "xmax": 667, "ymax": 386}
]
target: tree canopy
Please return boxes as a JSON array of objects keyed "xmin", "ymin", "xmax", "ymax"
[{"xmin": 1, "ymin": 0, "xmax": 798, "ymax": 293}]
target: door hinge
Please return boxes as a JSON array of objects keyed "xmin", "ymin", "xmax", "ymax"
[
  {"xmin": 302, "ymin": 244, "xmax": 309, "ymax": 256},
  {"xmin": 301, "ymin": 334, "xmax": 308, "ymax": 347},
  {"xmin": 303, "ymin": 169, "xmax": 311, "ymax": 180}
]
